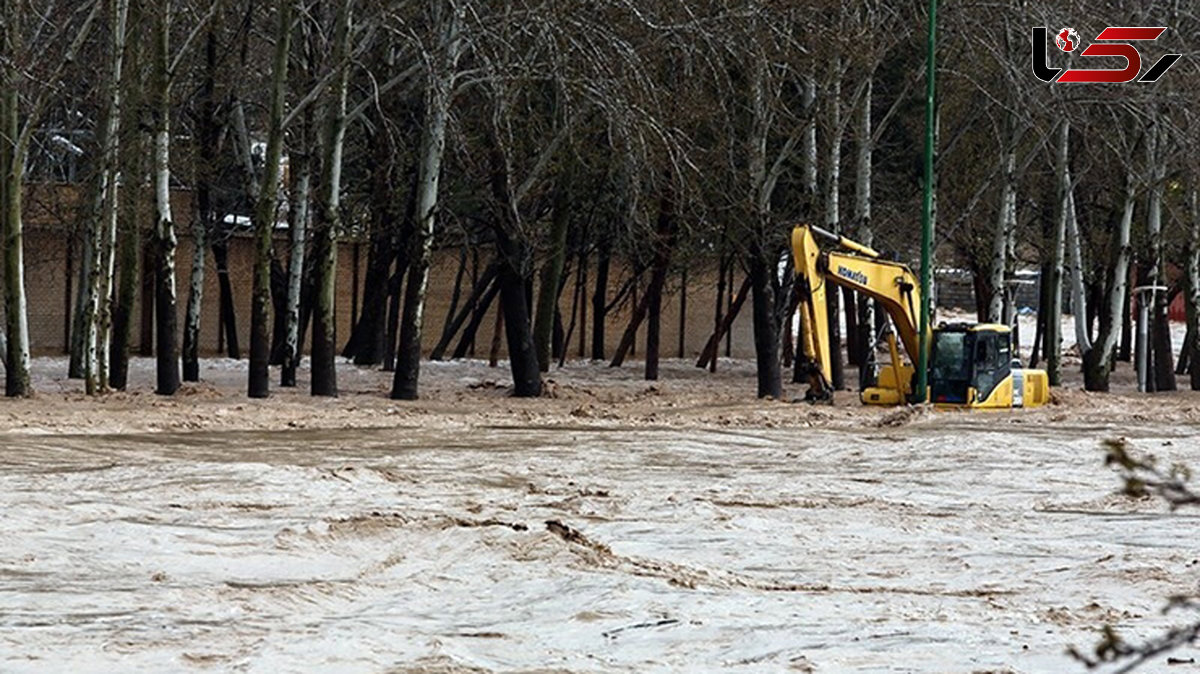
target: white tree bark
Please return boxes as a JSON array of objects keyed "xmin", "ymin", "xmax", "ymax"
[
  {"xmin": 802, "ymin": 75, "xmax": 818, "ymax": 207},
  {"xmin": 391, "ymin": 0, "xmax": 464, "ymax": 400},
  {"xmin": 152, "ymin": 0, "xmax": 181, "ymax": 394},
  {"xmin": 988, "ymin": 119, "xmax": 1017, "ymax": 324},
  {"xmin": 854, "ymin": 76, "xmax": 873, "ymax": 361},
  {"xmin": 0, "ymin": 0, "xmax": 97, "ymax": 397},
  {"xmin": 82, "ymin": 0, "xmax": 130, "ymax": 395},
  {"xmin": 1094, "ymin": 177, "xmax": 1135, "ymax": 365},
  {"xmin": 282, "ymin": 148, "xmax": 310, "ymax": 385},
  {"xmin": 1066, "ymin": 190, "xmax": 1090, "ymax": 353},
  {"xmin": 825, "ymin": 58, "xmax": 841, "ymax": 236}
]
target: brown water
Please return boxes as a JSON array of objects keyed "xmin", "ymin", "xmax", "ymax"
[{"xmin": 1, "ymin": 422, "xmax": 1198, "ymax": 672}]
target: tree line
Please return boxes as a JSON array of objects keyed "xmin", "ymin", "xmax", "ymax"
[{"xmin": 1, "ymin": 0, "xmax": 1197, "ymax": 400}]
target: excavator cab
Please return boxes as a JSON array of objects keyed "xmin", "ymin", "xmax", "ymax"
[{"xmin": 929, "ymin": 324, "xmax": 1012, "ymax": 406}]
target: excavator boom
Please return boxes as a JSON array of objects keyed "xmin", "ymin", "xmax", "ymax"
[{"xmin": 791, "ymin": 224, "xmax": 927, "ymax": 401}]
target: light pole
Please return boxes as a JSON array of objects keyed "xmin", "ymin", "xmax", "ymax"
[{"xmin": 914, "ymin": 0, "xmax": 938, "ymax": 403}]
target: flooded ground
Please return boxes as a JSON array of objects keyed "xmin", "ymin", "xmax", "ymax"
[{"xmin": 3, "ymin": 411, "xmax": 1199, "ymax": 672}]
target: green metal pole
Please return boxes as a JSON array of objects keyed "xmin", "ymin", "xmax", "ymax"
[{"xmin": 914, "ymin": 0, "xmax": 938, "ymax": 404}]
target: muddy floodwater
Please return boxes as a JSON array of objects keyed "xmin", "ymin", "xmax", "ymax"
[{"xmin": 2, "ymin": 419, "xmax": 1199, "ymax": 673}]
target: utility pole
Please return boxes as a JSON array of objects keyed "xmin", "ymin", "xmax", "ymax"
[{"xmin": 915, "ymin": 0, "xmax": 938, "ymax": 403}]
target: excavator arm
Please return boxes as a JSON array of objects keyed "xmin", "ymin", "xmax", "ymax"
[{"xmin": 791, "ymin": 224, "xmax": 928, "ymax": 402}]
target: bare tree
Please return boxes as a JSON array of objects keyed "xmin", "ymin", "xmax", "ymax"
[
  {"xmin": 391, "ymin": 0, "xmax": 464, "ymax": 400},
  {"xmin": 247, "ymin": 0, "xmax": 293, "ymax": 398}
]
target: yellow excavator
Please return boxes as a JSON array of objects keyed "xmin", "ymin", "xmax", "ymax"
[{"xmin": 790, "ymin": 224, "xmax": 1049, "ymax": 409}]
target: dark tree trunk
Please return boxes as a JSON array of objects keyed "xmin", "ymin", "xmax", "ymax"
[
  {"xmin": 138, "ymin": 241, "xmax": 154, "ymax": 357},
  {"xmin": 972, "ymin": 269, "xmax": 991, "ymax": 323},
  {"xmin": 342, "ymin": 206, "xmax": 397, "ymax": 366},
  {"xmin": 576, "ymin": 247, "xmax": 587, "ymax": 359},
  {"xmin": 645, "ymin": 284, "xmax": 661, "ymax": 380},
  {"xmin": 712, "ymin": 255, "xmax": 727, "ymax": 373},
  {"xmin": 310, "ymin": 231, "xmax": 338, "ymax": 397},
  {"xmin": 382, "ymin": 267, "xmax": 404, "ymax": 371},
  {"xmin": 612, "ymin": 191, "xmax": 674, "ymax": 372},
  {"xmin": 497, "ymin": 236, "xmax": 541, "ymax": 397},
  {"xmin": 748, "ymin": 255, "xmax": 782, "ymax": 399},
  {"xmin": 559, "ymin": 251, "xmax": 584, "ymax": 367},
  {"xmin": 1030, "ymin": 261, "xmax": 1052, "ymax": 368},
  {"xmin": 269, "ymin": 257, "xmax": 289, "ymax": 365},
  {"xmin": 452, "ymin": 278, "xmax": 501, "ymax": 360},
  {"xmin": 590, "ymin": 242, "xmax": 610, "ymax": 361},
  {"xmin": 552, "ymin": 308, "xmax": 565, "ymax": 362},
  {"xmin": 390, "ymin": 253, "xmax": 427, "ymax": 400},
  {"xmin": 343, "ymin": 235, "xmax": 395, "ymax": 365},
  {"xmin": 793, "ymin": 288, "xmax": 808, "ymax": 384},
  {"xmin": 1152, "ymin": 287, "xmax": 1177, "ymax": 391},
  {"xmin": 110, "ymin": 214, "xmax": 140, "ymax": 392},
  {"xmin": 213, "ymin": 239, "xmax": 240, "ymax": 359},
  {"xmin": 534, "ymin": 178, "xmax": 571, "ymax": 372},
  {"xmin": 677, "ymin": 268, "xmax": 687, "ymax": 358},
  {"xmin": 1082, "ymin": 346, "xmax": 1112, "ymax": 392},
  {"xmin": 489, "ymin": 296, "xmax": 504, "ymax": 368},
  {"xmin": 826, "ymin": 280, "xmax": 844, "ymax": 390},
  {"xmin": 184, "ymin": 21, "xmax": 219, "ymax": 382},
  {"xmin": 153, "ymin": 233, "xmax": 180, "ymax": 395},
  {"xmin": 432, "ymin": 260, "xmax": 498, "ymax": 360},
  {"xmin": 697, "ymin": 275, "xmax": 751, "ymax": 370},
  {"xmin": 843, "ymin": 287, "xmax": 859, "ymax": 367},
  {"xmin": 434, "ymin": 244, "xmax": 470, "ymax": 357}
]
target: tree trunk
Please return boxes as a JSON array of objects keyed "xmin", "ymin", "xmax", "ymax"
[
  {"xmin": 1082, "ymin": 173, "xmax": 1135, "ymax": 392},
  {"xmin": 493, "ymin": 230, "xmax": 541, "ymax": 396},
  {"xmin": 534, "ymin": 177, "xmax": 570, "ymax": 372},
  {"xmin": 382, "ymin": 266, "xmax": 404, "ymax": 371},
  {"xmin": 824, "ymin": 56, "xmax": 844, "ymax": 390},
  {"xmin": 842, "ymin": 286, "xmax": 858, "ymax": 367},
  {"xmin": 69, "ymin": 236, "xmax": 92, "ymax": 379},
  {"xmin": 1066, "ymin": 190, "xmax": 1091, "ymax": 354},
  {"xmin": 748, "ymin": 255, "xmax": 782, "ymax": 399},
  {"xmin": 342, "ymin": 106, "xmax": 400, "ymax": 365},
  {"xmin": 590, "ymin": 242, "xmax": 610, "ymax": 360},
  {"xmin": 109, "ymin": 199, "xmax": 140, "ymax": 392},
  {"xmin": 151, "ymin": 0, "xmax": 180, "ymax": 395},
  {"xmin": 433, "ymin": 261, "xmax": 498, "ymax": 360},
  {"xmin": 1188, "ymin": 186, "xmax": 1200, "ymax": 390},
  {"xmin": 1146, "ymin": 124, "xmax": 1176, "ymax": 391},
  {"xmin": 247, "ymin": 0, "xmax": 292, "ymax": 399},
  {"xmin": 211, "ymin": 237, "xmax": 239, "ymax": 358},
  {"xmin": 109, "ymin": 11, "xmax": 143, "ymax": 392},
  {"xmin": 697, "ymin": 275, "xmax": 751, "ymax": 370},
  {"xmin": 611, "ymin": 191, "xmax": 673, "ymax": 372},
  {"xmin": 81, "ymin": 0, "xmax": 129, "ymax": 395},
  {"xmin": 391, "ymin": 3, "xmax": 461, "ymax": 401},
  {"xmin": 1045, "ymin": 120, "xmax": 1069, "ymax": 386},
  {"xmin": 0, "ymin": 62, "xmax": 30, "ymax": 395},
  {"xmin": 281, "ymin": 133, "xmax": 311, "ymax": 387},
  {"xmin": 183, "ymin": 22, "xmax": 219, "ymax": 383},
  {"xmin": 988, "ymin": 116, "xmax": 1017, "ymax": 324},
  {"xmin": 853, "ymin": 76, "xmax": 874, "ymax": 376},
  {"xmin": 309, "ymin": 0, "xmax": 352, "ymax": 399},
  {"xmin": 451, "ymin": 275, "xmax": 501, "ymax": 360}
]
